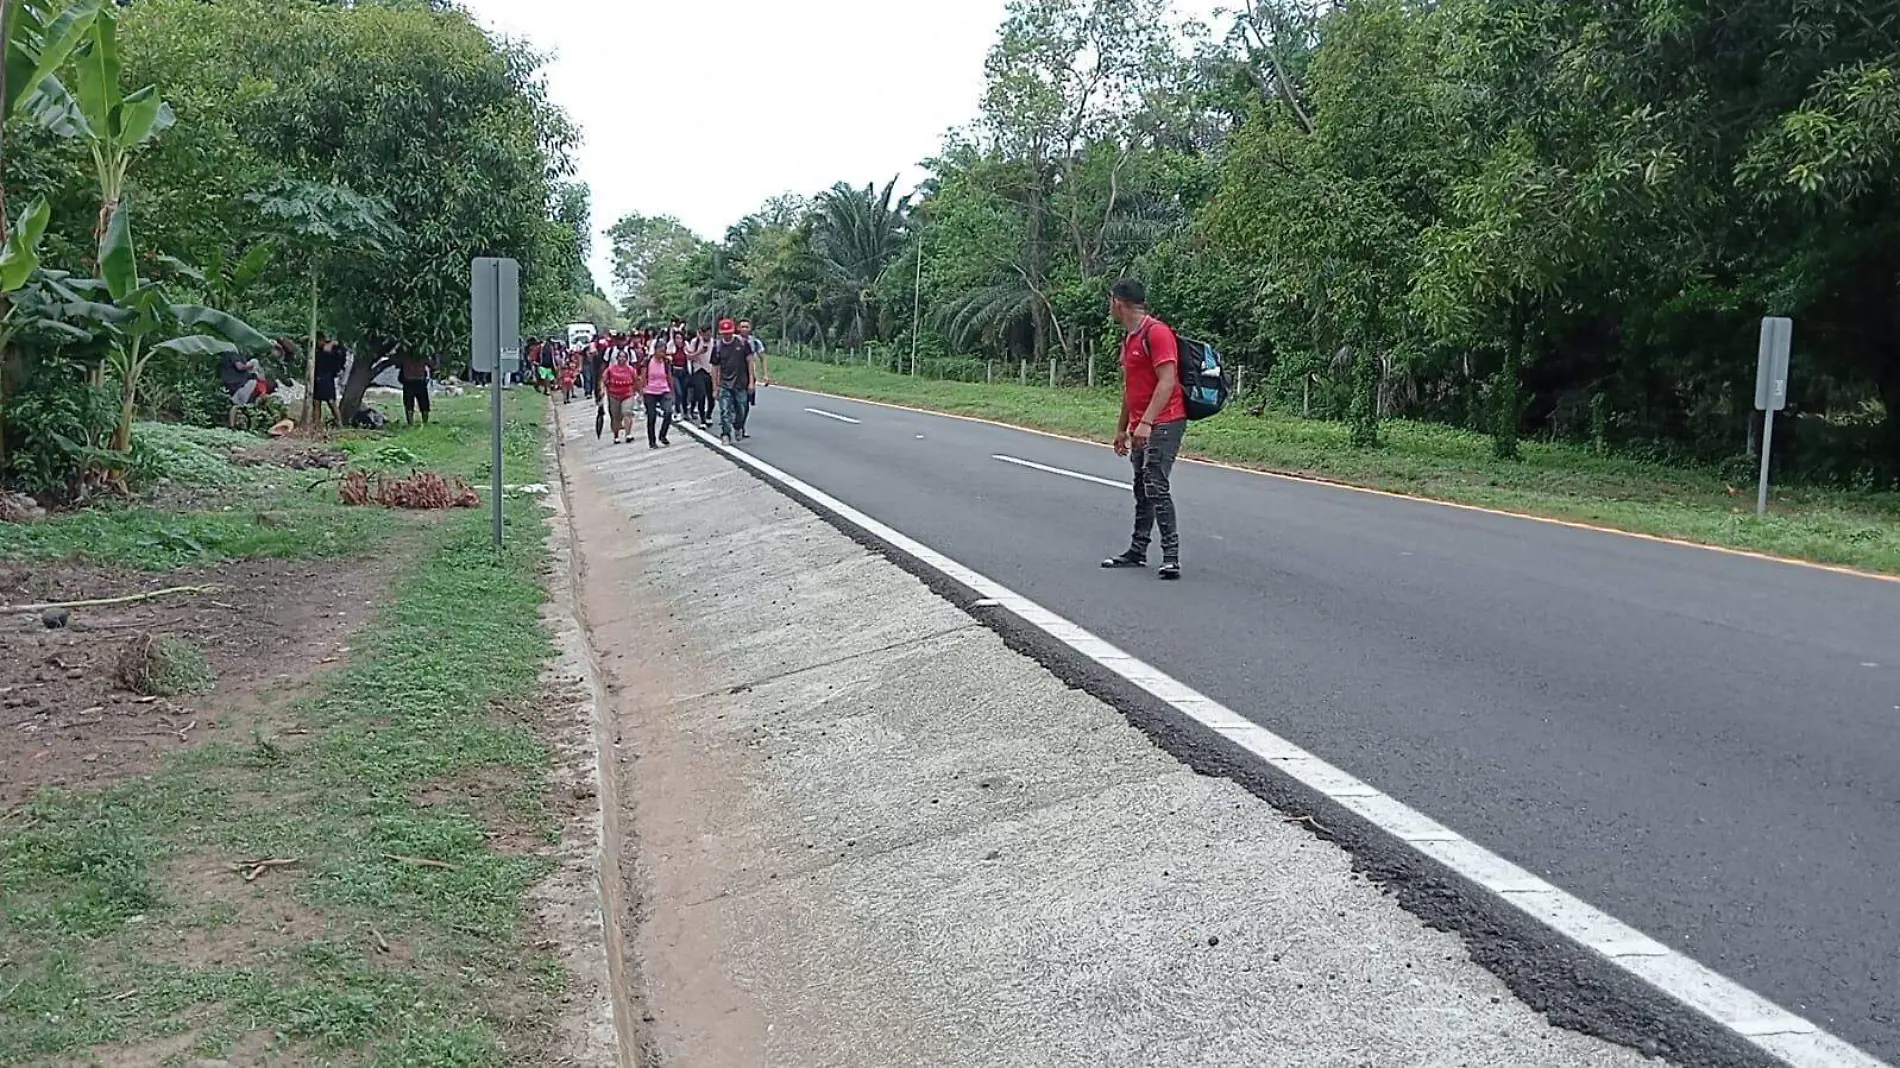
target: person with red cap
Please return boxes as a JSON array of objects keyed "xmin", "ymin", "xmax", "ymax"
[{"xmin": 711, "ymin": 318, "xmax": 758, "ymax": 444}]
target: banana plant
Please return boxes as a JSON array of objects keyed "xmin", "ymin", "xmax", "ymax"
[
  {"xmin": 0, "ymin": 196, "xmax": 55, "ymax": 366},
  {"xmin": 0, "ymin": 198, "xmax": 51, "ymax": 465},
  {"xmin": 0, "ymin": 198, "xmax": 50, "ymax": 299},
  {"xmin": 17, "ymin": 3, "xmax": 171, "ymax": 255},
  {"xmin": 58, "ymin": 207, "xmax": 272, "ymax": 451},
  {"xmin": 2, "ymin": 0, "xmax": 102, "ymax": 230}
]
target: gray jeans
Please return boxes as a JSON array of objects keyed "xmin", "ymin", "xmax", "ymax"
[{"xmin": 1128, "ymin": 419, "xmax": 1185, "ymax": 562}]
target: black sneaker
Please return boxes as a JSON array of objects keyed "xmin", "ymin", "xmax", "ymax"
[
  {"xmin": 1158, "ymin": 562, "xmax": 1182, "ymax": 581},
  {"xmin": 1101, "ymin": 552, "xmax": 1146, "ymax": 569}
]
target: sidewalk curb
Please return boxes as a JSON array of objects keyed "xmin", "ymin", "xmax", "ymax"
[
  {"xmin": 677, "ymin": 421, "xmax": 1828, "ymax": 1068},
  {"xmin": 540, "ymin": 410, "xmax": 642, "ymax": 1068}
]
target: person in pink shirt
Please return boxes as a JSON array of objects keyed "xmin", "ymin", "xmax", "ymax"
[{"xmin": 640, "ymin": 343, "xmax": 676, "ymax": 448}]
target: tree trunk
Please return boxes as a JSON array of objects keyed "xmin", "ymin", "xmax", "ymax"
[
  {"xmin": 303, "ymin": 270, "xmax": 320, "ymax": 428},
  {"xmin": 339, "ymin": 352, "xmax": 397, "ymax": 424},
  {"xmin": 1348, "ymin": 343, "xmax": 1380, "ymax": 448},
  {"xmin": 1494, "ymin": 303, "xmax": 1523, "ymax": 461}
]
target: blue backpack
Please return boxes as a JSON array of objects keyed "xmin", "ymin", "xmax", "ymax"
[{"xmin": 1142, "ymin": 322, "xmax": 1230, "ymax": 421}]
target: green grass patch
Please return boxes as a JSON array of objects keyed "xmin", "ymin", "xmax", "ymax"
[
  {"xmin": 1, "ymin": 391, "xmax": 567, "ymax": 1066},
  {"xmin": 773, "ymin": 357, "xmax": 1900, "ymax": 574},
  {"xmin": 136, "ymin": 423, "xmax": 265, "ymax": 489},
  {"xmin": 0, "ymin": 393, "xmax": 545, "ymax": 571},
  {"xmin": 0, "ymin": 481, "xmax": 402, "ymax": 570},
  {"xmin": 332, "ymin": 389, "xmax": 547, "ymax": 483}
]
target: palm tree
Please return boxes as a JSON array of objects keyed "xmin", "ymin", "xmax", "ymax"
[
  {"xmin": 684, "ymin": 245, "xmax": 746, "ymax": 325},
  {"xmin": 811, "ymin": 177, "xmax": 912, "ymax": 347}
]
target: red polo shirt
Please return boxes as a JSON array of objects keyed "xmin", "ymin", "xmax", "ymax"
[{"xmin": 1121, "ymin": 316, "xmax": 1187, "ymax": 430}]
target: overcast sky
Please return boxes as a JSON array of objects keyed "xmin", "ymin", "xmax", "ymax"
[{"xmin": 456, "ymin": 0, "xmax": 1229, "ymax": 291}]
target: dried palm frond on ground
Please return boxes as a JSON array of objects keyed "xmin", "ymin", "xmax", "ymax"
[{"xmin": 338, "ymin": 470, "xmax": 480, "ymax": 510}]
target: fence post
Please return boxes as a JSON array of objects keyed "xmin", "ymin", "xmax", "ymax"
[
  {"xmin": 1086, "ymin": 350, "xmax": 1095, "ymax": 389},
  {"xmin": 1303, "ymin": 375, "xmax": 1311, "ymax": 418},
  {"xmin": 1049, "ymin": 358, "xmax": 1057, "ymax": 388},
  {"xmin": 1019, "ymin": 359, "xmax": 1027, "ymax": 386},
  {"xmin": 986, "ymin": 360, "xmax": 993, "ymax": 385},
  {"xmin": 1235, "ymin": 366, "xmax": 1244, "ymax": 400}
]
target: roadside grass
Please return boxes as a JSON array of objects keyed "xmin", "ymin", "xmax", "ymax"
[
  {"xmin": 332, "ymin": 388, "xmax": 546, "ymax": 483},
  {"xmin": 0, "ymin": 395, "xmax": 544, "ymax": 571},
  {"xmin": 1, "ymin": 389, "xmax": 569, "ymax": 1065},
  {"xmin": 773, "ymin": 358, "xmax": 1900, "ymax": 574}
]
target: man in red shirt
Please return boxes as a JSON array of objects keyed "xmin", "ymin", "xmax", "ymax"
[{"xmin": 1102, "ymin": 278, "xmax": 1186, "ymax": 580}]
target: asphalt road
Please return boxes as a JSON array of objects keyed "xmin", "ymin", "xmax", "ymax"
[{"xmin": 729, "ymin": 386, "xmax": 1900, "ymax": 1061}]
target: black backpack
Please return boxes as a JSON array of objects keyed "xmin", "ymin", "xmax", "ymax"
[{"xmin": 1142, "ymin": 322, "xmax": 1230, "ymax": 421}]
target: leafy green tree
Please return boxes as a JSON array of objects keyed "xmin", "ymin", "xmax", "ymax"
[
  {"xmin": 248, "ymin": 179, "xmax": 400, "ymax": 426},
  {"xmin": 605, "ymin": 212, "xmax": 702, "ymax": 321},
  {"xmin": 117, "ymin": 0, "xmax": 582, "ymax": 382}
]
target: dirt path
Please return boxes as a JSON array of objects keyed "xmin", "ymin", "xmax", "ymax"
[{"xmin": 2, "ymin": 557, "xmax": 401, "ymax": 806}]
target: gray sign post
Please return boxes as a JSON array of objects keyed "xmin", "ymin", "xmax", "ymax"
[
  {"xmin": 1754, "ymin": 316, "xmax": 1792, "ymax": 518},
  {"xmin": 471, "ymin": 257, "xmax": 521, "ymax": 548}
]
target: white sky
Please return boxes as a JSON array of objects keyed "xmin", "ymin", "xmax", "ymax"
[{"xmin": 456, "ymin": 0, "xmax": 1230, "ymax": 292}]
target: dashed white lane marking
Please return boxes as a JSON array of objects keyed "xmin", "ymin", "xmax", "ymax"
[
  {"xmin": 772, "ymin": 385, "xmax": 1900, "ymax": 586},
  {"xmin": 992, "ymin": 454, "xmax": 1131, "ymax": 491},
  {"xmin": 678, "ymin": 417, "xmax": 1887, "ymax": 1068},
  {"xmin": 804, "ymin": 407, "xmax": 861, "ymax": 424}
]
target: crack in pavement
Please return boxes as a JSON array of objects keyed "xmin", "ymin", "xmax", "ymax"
[
  {"xmin": 644, "ymin": 621, "xmax": 982, "ymax": 710},
  {"xmin": 670, "ymin": 766, "xmax": 1187, "ymax": 911}
]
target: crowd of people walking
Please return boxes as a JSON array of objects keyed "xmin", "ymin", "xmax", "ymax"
[{"xmin": 561, "ymin": 318, "xmax": 769, "ymax": 448}]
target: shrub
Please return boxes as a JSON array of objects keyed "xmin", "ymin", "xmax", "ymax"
[
  {"xmin": 138, "ymin": 346, "xmax": 233, "ymax": 427},
  {"xmin": 2, "ymin": 367, "xmax": 133, "ymax": 503}
]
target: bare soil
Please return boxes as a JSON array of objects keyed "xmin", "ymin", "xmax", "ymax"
[
  {"xmin": 1, "ymin": 557, "xmax": 398, "ymax": 806},
  {"xmin": 229, "ymin": 439, "xmax": 349, "ymax": 470}
]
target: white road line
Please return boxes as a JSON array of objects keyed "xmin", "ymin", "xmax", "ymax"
[
  {"xmin": 679, "ymin": 417, "xmax": 1886, "ymax": 1068},
  {"xmin": 804, "ymin": 407, "xmax": 861, "ymax": 424},
  {"xmin": 770, "ymin": 385, "xmax": 1900, "ymax": 587},
  {"xmin": 993, "ymin": 454, "xmax": 1130, "ymax": 491}
]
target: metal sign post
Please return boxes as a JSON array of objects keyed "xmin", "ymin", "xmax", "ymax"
[
  {"xmin": 1754, "ymin": 316, "xmax": 1792, "ymax": 518},
  {"xmin": 471, "ymin": 257, "xmax": 521, "ymax": 548}
]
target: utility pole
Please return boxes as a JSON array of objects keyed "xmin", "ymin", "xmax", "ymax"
[{"xmin": 910, "ymin": 238, "xmax": 924, "ymax": 376}]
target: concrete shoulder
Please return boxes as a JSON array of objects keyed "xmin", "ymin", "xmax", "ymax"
[{"xmin": 558, "ymin": 420, "xmax": 1653, "ymax": 1068}]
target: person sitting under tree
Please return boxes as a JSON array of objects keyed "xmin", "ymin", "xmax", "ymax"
[{"xmin": 221, "ymin": 347, "xmax": 270, "ymax": 428}]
